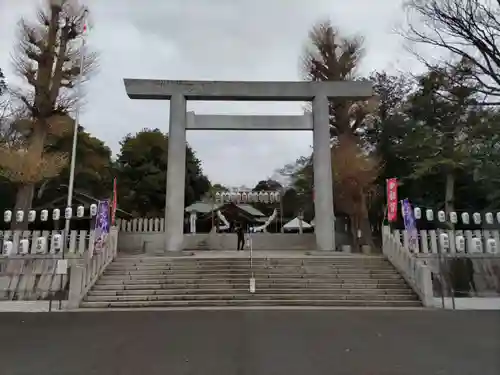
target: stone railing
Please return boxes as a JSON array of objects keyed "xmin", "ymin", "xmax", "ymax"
[
  {"xmin": 382, "ymin": 226, "xmax": 434, "ymax": 307},
  {"xmin": 0, "ymin": 227, "xmax": 118, "ymax": 306},
  {"xmin": 116, "ymin": 218, "xmax": 165, "ymax": 233},
  {"xmin": 393, "ymin": 228, "xmax": 500, "ymax": 255},
  {"xmin": 1, "ymin": 229, "xmax": 97, "ymax": 255},
  {"xmin": 67, "ymin": 227, "xmax": 118, "ymax": 308}
]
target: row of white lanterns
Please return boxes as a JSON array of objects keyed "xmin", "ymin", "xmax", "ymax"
[
  {"xmin": 2, "ymin": 205, "xmax": 101, "ymax": 256},
  {"xmin": 431, "ymin": 232, "xmax": 498, "ymax": 254},
  {"xmin": 3, "ymin": 235, "xmax": 63, "ymax": 256},
  {"xmin": 3, "ymin": 204, "xmax": 98, "ymax": 223},
  {"xmin": 214, "ymin": 190, "xmax": 281, "ymax": 204},
  {"xmin": 412, "ymin": 208, "xmax": 500, "ymax": 225}
]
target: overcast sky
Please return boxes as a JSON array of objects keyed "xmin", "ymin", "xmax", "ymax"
[{"xmin": 0, "ymin": 0, "xmax": 423, "ymax": 187}]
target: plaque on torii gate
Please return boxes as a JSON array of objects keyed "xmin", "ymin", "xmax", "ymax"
[{"xmin": 123, "ymin": 79, "xmax": 374, "ymax": 252}]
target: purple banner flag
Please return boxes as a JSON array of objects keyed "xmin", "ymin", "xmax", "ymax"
[
  {"xmin": 402, "ymin": 198, "xmax": 418, "ymax": 253},
  {"xmin": 93, "ymin": 200, "xmax": 110, "ymax": 255}
]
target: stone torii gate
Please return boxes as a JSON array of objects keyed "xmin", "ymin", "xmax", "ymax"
[{"xmin": 123, "ymin": 79, "xmax": 373, "ymax": 252}]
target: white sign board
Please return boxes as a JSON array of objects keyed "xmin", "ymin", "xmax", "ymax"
[{"xmin": 56, "ymin": 259, "xmax": 68, "ymax": 275}]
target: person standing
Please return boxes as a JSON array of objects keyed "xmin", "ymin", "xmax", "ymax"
[{"xmin": 235, "ymin": 222, "xmax": 245, "ymax": 250}]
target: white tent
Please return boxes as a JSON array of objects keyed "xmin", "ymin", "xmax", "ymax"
[{"xmin": 283, "ymin": 217, "xmax": 312, "ymax": 231}]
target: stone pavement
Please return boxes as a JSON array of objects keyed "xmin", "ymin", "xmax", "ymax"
[{"xmin": 0, "ymin": 310, "xmax": 499, "ymax": 375}]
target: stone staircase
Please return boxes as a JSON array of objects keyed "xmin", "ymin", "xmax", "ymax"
[{"xmin": 80, "ymin": 255, "xmax": 422, "ymax": 308}]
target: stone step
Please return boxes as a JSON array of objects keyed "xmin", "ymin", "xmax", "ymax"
[
  {"xmin": 115, "ymin": 255, "xmax": 387, "ymax": 264},
  {"xmin": 96, "ymin": 273, "xmax": 402, "ymax": 282},
  {"xmin": 100, "ymin": 270, "xmax": 399, "ymax": 278},
  {"xmin": 95, "ymin": 280, "xmax": 408, "ymax": 289},
  {"xmin": 84, "ymin": 293, "xmax": 418, "ymax": 302},
  {"xmin": 101, "ymin": 271, "xmax": 402, "ymax": 278},
  {"xmin": 112, "ymin": 259, "xmax": 389, "ymax": 266},
  {"xmin": 80, "ymin": 299, "xmax": 422, "ymax": 308},
  {"xmin": 93, "ymin": 282, "xmax": 410, "ymax": 290},
  {"xmin": 105, "ymin": 264, "xmax": 395, "ymax": 271},
  {"xmin": 105, "ymin": 265, "xmax": 397, "ymax": 272},
  {"xmin": 84, "ymin": 255, "xmax": 419, "ymax": 309},
  {"xmin": 88, "ymin": 288, "xmax": 415, "ymax": 297}
]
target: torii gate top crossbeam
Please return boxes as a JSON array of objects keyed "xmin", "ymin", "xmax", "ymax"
[{"xmin": 123, "ymin": 79, "xmax": 373, "ymax": 101}]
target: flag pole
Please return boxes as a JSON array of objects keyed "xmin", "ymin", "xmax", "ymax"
[{"xmin": 64, "ymin": 9, "xmax": 88, "ymax": 237}]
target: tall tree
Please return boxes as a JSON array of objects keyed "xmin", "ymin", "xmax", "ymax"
[
  {"xmin": 469, "ymin": 111, "xmax": 500, "ymax": 208},
  {"xmin": 37, "ymin": 125, "xmax": 113, "ymax": 204},
  {"xmin": 0, "ymin": 0, "xmax": 97, "ymax": 217},
  {"xmin": 211, "ymin": 183, "xmax": 229, "ymax": 192},
  {"xmin": 402, "ymin": 61, "xmax": 492, "ymax": 213},
  {"xmin": 0, "ymin": 68, "xmax": 5, "ymax": 95},
  {"xmin": 403, "ymin": 0, "xmax": 500, "ymax": 103},
  {"xmin": 278, "ymin": 156, "xmax": 314, "ymax": 220},
  {"xmin": 364, "ymin": 72, "xmax": 416, "ymax": 231},
  {"xmin": 332, "ymin": 135, "xmax": 381, "ymax": 248},
  {"xmin": 302, "ymin": 20, "xmax": 379, "ymax": 249},
  {"xmin": 115, "ymin": 128, "xmax": 210, "ymax": 217}
]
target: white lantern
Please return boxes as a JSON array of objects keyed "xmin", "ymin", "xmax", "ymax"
[
  {"xmin": 28, "ymin": 210, "xmax": 36, "ymax": 222},
  {"xmin": 4, "ymin": 210, "xmax": 12, "ymax": 223},
  {"xmin": 52, "ymin": 208, "xmax": 60, "ymax": 220},
  {"xmin": 15, "ymin": 210, "xmax": 24, "ymax": 223},
  {"xmin": 240, "ymin": 192, "xmax": 248, "ymax": 203},
  {"xmin": 449, "ymin": 212, "xmax": 458, "ymax": 224},
  {"xmin": 486, "ymin": 238, "xmax": 498, "ymax": 254},
  {"xmin": 497, "ymin": 212, "xmax": 500, "ymax": 224},
  {"xmin": 426, "ymin": 209, "xmax": 434, "ymax": 221},
  {"xmin": 40, "ymin": 209, "xmax": 48, "ymax": 222},
  {"xmin": 269, "ymin": 192, "xmax": 276, "ymax": 203},
  {"xmin": 52, "ymin": 234, "xmax": 62, "ymax": 252},
  {"xmin": 262, "ymin": 192, "xmax": 270, "ymax": 203},
  {"xmin": 35, "ymin": 237, "xmax": 47, "ymax": 254},
  {"xmin": 221, "ymin": 192, "xmax": 230, "ymax": 203},
  {"xmin": 19, "ymin": 239, "xmax": 30, "ymax": 255},
  {"xmin": 414, "ymin": 207, "xmax": 421, "ymax": 219},
  {"xmin": 77, "ymin": 206, "xmax": 85, "ymax": 218},
  {"xmin": 439, "ymin": 233, "xmax": 449, "ymax": 252},
  {"xmin": 473, "ymin": 212, "xmax": 481, "ymax": 225},
  {"xmin": 257, "ymin": 191, "xmax": 264, "ymax": 203},
  {"xmin": 90, "ymin": 204, "xmax": 98, "ymax": 216},
  {"xmin": 470, "ymin": 238, "xmax": 482, "ymax": 254},
  {"xmin": 2, "ymin": 241, "xmax": 14, "ymax": 256},
  {"xmin": 437, "ymin": 210, "xmax": 446, "ymax": 222},
  {"xmin": 275, "ymin": 191, "xmax": 281, "ymax": 202},
  {"xmin": 455, "ymin": 235, "xmax": 465, "ymax": 252},
  {"xmin": 461, "ymin": 212, "xmax": 469, "ymax": 224},
  {"xmin": 65, "ymin": 207, "xmax": 72, "ymax": 219},
  {"xmin": 485, "ymin": 212, "xmax": 493, "ymax": 224},
  {"xmin": 249, "ymin": 192, "xmax": 258, "ymax": 203},
  {"xmin": 215, "ymin": 192, "xmax": 222, "ymax": 203}
]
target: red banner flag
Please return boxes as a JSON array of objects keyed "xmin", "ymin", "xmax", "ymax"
[
  {"xmin": 111, "ymin": 177, "xmax": 117, "ymax": 225},
  {"xmin": 386, "ymin": 178, "xmax": 398, "ymax": 222}
]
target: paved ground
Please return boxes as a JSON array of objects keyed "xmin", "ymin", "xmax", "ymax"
[{"xmin": 1, "ymin": 310, "xmax": 499, "ymax": 375}]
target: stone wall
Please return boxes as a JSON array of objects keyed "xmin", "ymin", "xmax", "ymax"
[
  {"xmin": 419, "ymin": 255, "xmax": 500, "ymax": 297},
  {"xmin": 118, "ymin": 231, "xmax": 351, "ymax": 254},
  {"xmin": 0, "ymin": 257, "xmax": 74, "ymax": 300}
]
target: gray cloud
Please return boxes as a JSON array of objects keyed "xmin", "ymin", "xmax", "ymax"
[{"xmin": 0, "ymin": 0, "xmax": 421, "ymax": 187}]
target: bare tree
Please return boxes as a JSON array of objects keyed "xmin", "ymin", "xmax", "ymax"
[
  {"xmin": 0, "ymin": 0, "xmax": 97, "ymax": 218},
  {"xmin": 0, "ymin": 68, "xmax": 6, "ymax": 95},
  {"xmin": 403, "ymin": 0, "xmax": 500, "ymax": 103},
  {"xmin": 302, "ymin": 21, "xmax": 377, "ymax": 138}
]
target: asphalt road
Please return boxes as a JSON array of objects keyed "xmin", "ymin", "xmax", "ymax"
[{"xmin": 0, "ymin": 309, "xmax": 499, "ymax": 375}]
